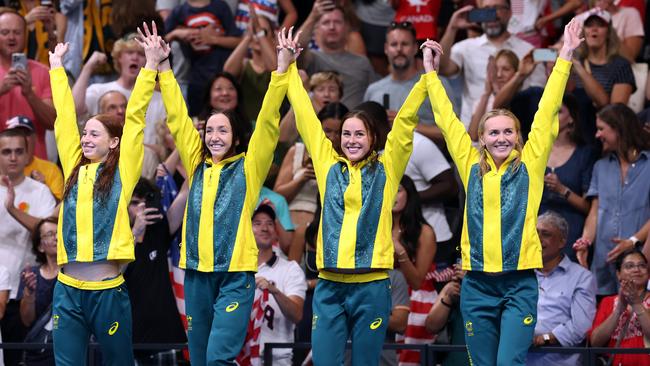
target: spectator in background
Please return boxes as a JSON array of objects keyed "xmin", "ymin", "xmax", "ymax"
[
  {"xmin": 469, "ymin": 49, "xmax": 519, "ymax": 141},
  {"xmin": 591, "ymin": 0, "xmax": 645, "ymax": 62},
  {"xmin": 234, "ymin": 0, "xmax": 297, "ymax": 32},
  {"xmin": 527, "ymin": 212, "xmax": 596, "ymax": 366},
  {"xmin": 196, "ymin": 71, "xmax": 252, "ymax": 135},
  {"xmin": 538, "ymin": 95, "xmax": 595, "ymax": 261},
  {"xmin": 252, "ymin": 204, "xmax": 306, "ymax": 366},
  {"xmin": 59, "ymin": 0, "xmax": 117, "ymax": 79},
  {"xmin": 574, "ymin": 104, "xmax": 650, "ymax": 296},
  {"xmin": 0, "ymin": 8, "xmax": 55, "ymax": 160},
  {"xmin": 0, "ymin": 264, "xmax": 10, "ymax": 366},
  {"xmin": 72, "ymin": 35, "xmax": 168, "ymax": 148},
  {"xmin": 5, "ymin": 116, "xmax": 63, "ymax": 201},
  {"xmin": 224, "ymin": 6, "xmax": 277, "ymax": 124},
  {"xmin": 18, "ymin": 217, "xmax": 58, "ymax": 366},
  {"xmin": 0, "ymin": 128, "xmax": 55, "ymax": 364},
  {"xmin": 164, "ymin": 0, "xmax": 241, "ymax": 116},
  {"xmin": 275, "ymin": 101, "xmax": 347, "ymax": 230},
  {"xmin": 379, "ymin": 268, "xmax": 410, "ymax": 366},
  {"xmin": 425, "ymin": 265, "xmax": 469, "ymax": 366},
  {"xmin": 14, "ymin": 0, "xmax": 67, "ymax": 66},
  {"xmin": 124, "ymin": 178, "xmax": 187, "ymax": 365},
  {"xmin": 589, "ymin": 248, "xmax": 650, "ymax": 366},
  {"xmin": 437, "ymin": 0, "xmax": 547, "ymax": 127},
  {"xmin": 570, "ymin": 8, "xmax": 635, "ymax": 142},
  {"xmin": 391, "ymin": 0, "xmax": 443, "ymax": 43},
  {"xmin": 353, "ymin": 0, "xmax": 395, "ymax": 75},
  {"xmin": 507, "ymin": 0, "xmax": 581, "ymax": 47},
  {"xmin": 297, "ymin": 1, "xmax": 376, "ymax": 109}
]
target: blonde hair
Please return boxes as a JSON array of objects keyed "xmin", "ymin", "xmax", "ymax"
[
  {"xmin": 477, "ymin": 109, "xmax": 524, "ymax": 176},
  {"xmin": 111, "ymin": 34, "xmax": 143, "ymax": 74},
  {"xmin": 309, "ymin": 71, "xmax": 344, "ymax": 97}
]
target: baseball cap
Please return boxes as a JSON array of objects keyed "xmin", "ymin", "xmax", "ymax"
[
  {"xmin": 5, "ymin": 115, "xmax": 35, "ymax": 133},
  {"xmin": 253, "ymin": 203, "xmax": 276, "ymax": 221},
  {"xmin": 579, "ymin": 8, "xmax": 612, "ymax": 25}
]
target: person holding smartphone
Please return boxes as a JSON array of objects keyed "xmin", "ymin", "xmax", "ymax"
[{"xmin": 420, "ymin": 15, "xmax": 583, "ymax": 366}]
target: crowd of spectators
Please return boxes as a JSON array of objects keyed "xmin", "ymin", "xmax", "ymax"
[{"xmin": 0, "ymin": 0, "xmax": 649, "ymax": 365}]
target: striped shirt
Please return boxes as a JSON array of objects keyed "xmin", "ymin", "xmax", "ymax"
[
  {"xmin": 426, "ymin": 58, "xmax": 572, "ymax": 272},
  {"xmin": 50, "ymin": 67, "xmax": 152, "ymax": 265},
  {"xmin": 158, "ymin": 68, "xmax": 287, "ymax": 272}
]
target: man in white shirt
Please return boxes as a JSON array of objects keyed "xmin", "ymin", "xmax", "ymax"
[
  {"xmin": 0, "ymin": 129, "xmax": 55, "ymax": 364},
  {"xmin": 438, "ymin": 0, "xmax": 547, "ymax": 126},
  {"xmin": 253, "ymin": 204, "xmax": 306, "ymax": 366}
]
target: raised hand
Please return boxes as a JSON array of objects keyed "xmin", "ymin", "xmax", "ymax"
[
  {"xmin": 559, "ymin": 17, "xmax": 584, "ymax": 61},
  {"xmin": 1, "ymin": 175, "xmax": 15, "ymax": 210},
  {"xmin": 420, "ymin": 39, "xmax": 443, "ymax": 74},
  {"xmin": 136, "ymin": 21, "xmax": 171, "ymax": 70},
  {"xmin": 49, "ymin": 42, "xmax": 69, "ymax": 69},
  {"xmin": 276, "ymin": 27, "xmax": 302, "ymax": 74}
]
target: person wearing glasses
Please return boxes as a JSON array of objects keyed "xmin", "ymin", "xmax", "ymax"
[
  {"xmin": 420, "ymin": 15, "xmax": 583, "ymax": 366},
  {"xmin": 589, "ymin": 248, "xmax": 650, "ymax": 366},
  {"xmin": 436, "ymin": 0, "xmax": 548, "ymax": 127}
]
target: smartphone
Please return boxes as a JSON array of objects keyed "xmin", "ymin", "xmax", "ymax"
[
  {"xmin": 41, "ymin": 0, "xmax": 53, "ymax": 6},
  {"xmin": 145, "ymin": 191, "xmax": 163, "ymax": 223},
  {"xmin": 382, "ymin": 94, "xmax": 390, "ymax": 109},
  {"xmin": 533, "ymin": 48, "xmax": 558, "ymax": 62},
  {"xmin": 11, "ymin": 53, "xmax": 27, "ymax": 70},
  {"xmin": 468, "ymin": 8, "xmax": 497, "ymax": 23},
  {"xmin": 320, "ymin": 0, "xmax": 336, "ymax": 11}
]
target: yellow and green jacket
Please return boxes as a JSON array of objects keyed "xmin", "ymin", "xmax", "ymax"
[
  {"xmin": 284, "ymin": 63, "xmax": 427, "ymax": 282},
  {"xmin": 425, "ymin": 58, "xmax": 572, "ymax": 272},
  {"xmin": 158, "ymin": 68, "xmax": 287, "ymax": 273},
  {"xmin": 50, "ymin": 67, "xmax": 152, "ymax": 265}
]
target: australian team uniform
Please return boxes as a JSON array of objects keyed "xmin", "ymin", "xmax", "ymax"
[
  {"xmin": 426, "ymin": 58, "xmax": 572, "ymax": 366},
  {"xmin": 284, "ymin": 62, "xmax": 427, "ymax": 365},
  {"xmin": 158, "ymin": 67, "xmax": 287, "ymax": 366},
  {"xmin": 49, "ymin": 67, "xmax": 153, "ymax": 365}
]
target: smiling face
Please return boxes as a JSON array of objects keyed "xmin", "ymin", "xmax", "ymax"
[
  {"xmin": 204, "ymin": 113, "xmax": 237, "ymax": 162},
  {"xmin": 341, "ymin": 117, "xmax": 373, "ymax": 162},
  {"xmin": 322, "ymin": 117, "xmax": 342, "ymax": 148},
  {"xmin": 209, "ymin": 77, "xmax": 238, "ymax": 111},
  {"xmin": 595, "ymin": 117, "xmax": 618, "ymax": 153},
  {"xmin": 80, "ymin": 119, "xmax": 120, "ymax": 163},
  {"xmin": 617, "ymin": 252, "xmax": 649, "ymax": 288},
  {"xmin": 479, "ymin": 115, "xmax": 518, "ymax": 166},
  {"xmin": 252, "ymin": 211, "xmax": 275, "ymax": 250}
]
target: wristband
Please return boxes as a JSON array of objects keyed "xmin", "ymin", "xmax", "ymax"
[
  {"xmin": 159, "ymin": 55, "xmax": 170, "ymax": 64},
  {"xmin": 440, "ymin": 297, "xmax": 452, "ymax": 308}
]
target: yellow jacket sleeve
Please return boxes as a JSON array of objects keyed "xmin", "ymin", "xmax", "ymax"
[
  {"xmin": 119, "ymin": 68, "xmax": 155, "ymax": 189},
  {"xmin": 285, "ymin": 63, "xmax": 338, "ymax": 191},
  {"xmin": 381, "ymin": 75, "xmax": 427, "ymax": 182},
  {"xmin": 244, "ymin": 68, "xmax": 289, "ymax": 194},
  {"xmin": 50, "ymin": 67, "xmax": 81, "ymax": 179},
  {"xmin": 521, "ymin": 58, "xmax": 572, "ymax": 174},
  {"xmin": 424, "ymin": 71, "xmax": 479, "ymax": 184},
  {"xmin": 159, "ymin": 69, "xmax": 204, "ymax": 177}
]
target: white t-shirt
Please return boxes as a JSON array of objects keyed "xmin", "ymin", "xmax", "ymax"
[
  {"xmin": 256, "ymin": 254, "xmax": 306, "ymax": 366},
  {"xmin": 450, "ymin": 34, "xmax": 547, "ymax": 126},
  {"xmin": 612, "ymin": 6, "xmax": 645, "ymax": 40},
  {"xmin": 85, "ymin": 81, "xmax": 166, "ymax": 145},
  {"xmin": 0, "ymin": 265, "xmax": 9, "ymax": 366},
  {"xmin": 508, "ymin": 0, "xmax": 548, "ymax": 35},
  {"xmin": 0, "ymin": 178, "xmax": 56, "ymax": 298},
  {"xmin": 404, "ymin": 132, "xmax": 453, "ymax": 242}
]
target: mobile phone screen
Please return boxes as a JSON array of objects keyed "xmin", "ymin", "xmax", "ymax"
[
  {"xmin": 468, "ymin": 8, "xmax": 497, "ymax": 23},
  {"xmin": 533, "ymin": 48, "xmax": 558, "ymax": 62}
]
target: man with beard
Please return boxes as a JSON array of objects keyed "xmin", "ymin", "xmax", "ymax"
[
  {"xmin": 437, "ymin": 0, "xmax": 547, "ymax": 127},
  {"xmin": 364, "ymin": 22, "xmax": 458, "ymax": 266}
]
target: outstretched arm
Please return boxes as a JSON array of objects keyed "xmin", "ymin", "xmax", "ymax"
[
  {"xmin": 49, "ymin": 43, "xmax": 81, "ymax": 178},
  {"xmin": 523, "ymin": 17, "xmax": 582, "ymax": 165},
  {"xmin": 421, "ymin": 40, "xmax": 476, "ymax": 181}
]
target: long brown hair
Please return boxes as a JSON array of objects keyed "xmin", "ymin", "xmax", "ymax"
[
  {"xmin": 340, "ymin": 110, "xmax": 383, "ymax": 165},
  {"xmin": 596, "ymin": 104, "xmax": 650, "ymax": 161},
  {"xmin": 63, "ymin": 114, "xmax": 123, "ymax": 201},
  {"xmin": 477, "ymin": 109, "xmax": 524, "ymax": 176},
  {"xmin": 31, "ymin": 217, "xmax": 58, "ymax": 265}
]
